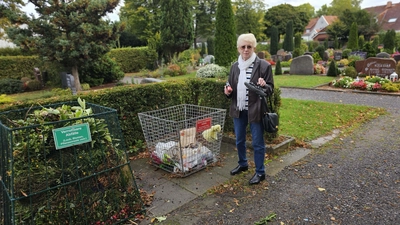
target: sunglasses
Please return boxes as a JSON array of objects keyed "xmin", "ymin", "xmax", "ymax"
[{"xmin": 240, "ymin": 45, "xmax": 252, "ymax": 50}]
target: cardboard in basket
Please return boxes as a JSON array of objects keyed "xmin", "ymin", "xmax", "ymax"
[{"xmin": 179, "ymin": 127, "xmax": 196, "ymax": 147}]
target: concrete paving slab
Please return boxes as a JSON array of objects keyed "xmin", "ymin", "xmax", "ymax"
[{"xmin": 266, "ymin": 148, "xmax": 311, "ymax": 176}]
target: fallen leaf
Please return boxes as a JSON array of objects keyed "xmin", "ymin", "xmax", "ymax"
[
  {"xmin": 317, "ymin": 164, "xmax": 322, "ymax": 167},
  {"xmin": 331, "ymin": 217, "xmax": 335, "ymax": 221},
  {"xmin": 155, "ymin": 216, "xmax": 167, "ymax": 222},
  {"xmin": 21, "ymin": 190, "xmax": 28, "ymax": 197},
  {"xmin": 233, "ymin": 198, "xmax": 239, "ymax": 206},
  {"xmin": 318, "ymin": 187, "xmax": 326, "ymax": 192},
  {"xmin": 229, "ymin": 208, "xmax": 235, "ymax": 213}
]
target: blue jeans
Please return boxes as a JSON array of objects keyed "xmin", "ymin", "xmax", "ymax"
[{"xmin": 233, "ymin": 110, "xmax": 266, "ymax": 175}]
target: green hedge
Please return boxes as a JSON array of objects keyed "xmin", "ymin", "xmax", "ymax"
[
  {"xmin": 0, "ymin": 56, "xmax": 40, "ymax": 79},
  {"xmin": 0, "ymin": 79, "xmax": 281, "ymax": 151},
  {"xmin": 108, "ymin": 47, "xmax": 157, "ymax": 73}
]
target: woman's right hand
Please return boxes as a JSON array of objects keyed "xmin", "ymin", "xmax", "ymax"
[{"xmin": 224, "ymin": 85, "xmax": 233, "ymax": 95}]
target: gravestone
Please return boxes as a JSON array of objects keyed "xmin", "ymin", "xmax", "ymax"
[
  {"xmin": 277, "ymin": 49, "xmax": 285, "ymax": 56},
  {"xmin": 361, "ymin": 57, "xmax": 396, "ymax": 77},
  {"xmin": 290, "ymin": 55, "xmax": 314, "ymax": 75},
  {"xmin": 350, "ymin": 51, "xmax": 367, "ymax": 60},
  {"xmin": 203, "ymin": 55, "xmax": 215, "ymax": 64},
  {"xmin": 393, "ymin": 54, "xmax": 400, "ymax": 63},
  {"xmin": 257, "ymin": 51, "xmax": 265, "ymax": 59},
  {"xmin": 33, "ymin": 67, "xmax": 44, "ymax": 87},
  {"xmin": 284, "ymin": 52, "xmax": 292, "ymax": 61},
  {"xmin": 140, "ymin": 78, "xmax": 164, "ymax": 84},
  {"xmin": 323, "ymin": 51, "xmax": 329, "ymax": 61},
  {"xmin": 376, "ymin": 52, "xmax": 391, "ymax": 58},
  {"xmin": 334, "ymin": 51, "xmax": 342, "ymax": 61},
  {"xmin": 355, "ymin": 60, "xmax": 365, "ymax": 73},
  {"xmin": 304, "ymin": 52, "xmax": 313, "ymax": 56}
]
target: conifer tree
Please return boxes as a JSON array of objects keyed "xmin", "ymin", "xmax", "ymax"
[
  {"xmin": 347, "ymin": 22, "xmax": 359, "ymax": 51},
  {"xmin": 275, "ymin": 60, "xmax": 282, "ymax": 75},
  {"xmin": 327, "ymin": 60, "xmax": 338, "ymax": 77},
  {"xmin": 161, "ymin": 0, "xmax": 194, "ymax": 60},
  {"xmin": 294, "ymin": 33, "xmax": 302, "ymax": 49},
  {"xmin": 270, "ymin": 26, "xmax": 279, "ymax": 55},
  {"xmin": 207, "ymin": 37, "xmax": 215, "ymax": 55},
  {"xmin": 215, "ymin": 0, "xmax": 237, "ymax": 67},
  {"xmin": 283, "ymin": 20, "xmax": 294, "ymax": 51},
  {"xmin": 6, "ymin": 0, "xmax": 124, "ymax": 91}
]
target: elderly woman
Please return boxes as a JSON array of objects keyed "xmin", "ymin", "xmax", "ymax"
[{"xmin": 224, "ymin": 33, "xmax": 274, "ymax": 185}]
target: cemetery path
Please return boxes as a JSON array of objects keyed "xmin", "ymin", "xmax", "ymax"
[{"xmin": 158, "ymin": 88, "xmax": 400, "ymax": 225}]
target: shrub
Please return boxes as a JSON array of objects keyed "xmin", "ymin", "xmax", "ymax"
[
  {"xmin": 342, "ymin": 48, "xmax": 352, "ymax": 58},
  {"xmin": 364, "ymin": 76, "xmax": 391, "ymax": 85},
  {"xmin": 51, "ymin": 88, "xmax": 72, "ymax": 96},
  {"xmin": 164, "ymin": 63, "xmax": 181, "ymax": 77},
  {"xmin": 312, "ymin": 52, "xmax": 322, "ymax": 62},
  {"xmin": 327, "ymin": 60, "xmax": 338, "ymax": 77},
  {"xmin": 25, "ymin": 80, "xmax": 42, "ymax": 91},
  {"xmin": 343, "ymin": 66, "xmax": 357, "ymax": 78},
  {"xmin": 280, "ymin": 61, "xmax": 291, "ymax": 67},
  {"xmin": 314, "ymin": 64, "xmax": 326, "ymax": 74},
  {"xmin": 196, "ymin": 64, "xmax": 229, "ymax": 79},
  {"xmin": 0, "ymin": 94, "xmax": 14, "ymax": 104},
  {"xmin": 81, "ymin": 83, "xmax": 91, "ymax": 91},
  {"xmin": 20, "ymin": 77, "xmax": 31, "ymax": 84},
  {"xmin": 275, "ymin": 60, "xmax": 282, "ymax": 75},
  {"xmin": 382, "ymin": 82, "xmax": 400, "ymax": 92},
  {"xmin": 0, "ymin": 78, "xmax": 24, "ymax": 94},
  {"xmin": 339, "ymin": 59, "xmax": 349, "ymax": 66}
]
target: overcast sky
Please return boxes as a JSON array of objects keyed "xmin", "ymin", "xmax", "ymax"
[{"xmin": 22, "ymin": 0, "xmax": 393, "ymax": 22}]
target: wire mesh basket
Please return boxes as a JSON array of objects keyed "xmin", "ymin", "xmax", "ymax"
[
  {"xmin": 138, "ymin": 104, "xmax": 226, "ymax": 177},
  {"xmin": 0, "ymin": 101, "xmax": 143, "ymax": 225}
]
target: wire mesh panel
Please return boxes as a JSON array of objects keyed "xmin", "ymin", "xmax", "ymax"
[
  {"xmin": 138, "ymin": 104, "xmax": 226, "ymax": 177},
  {"xmin": 0, "ymin": 101, "xmax": 143, "ymax": 224}
]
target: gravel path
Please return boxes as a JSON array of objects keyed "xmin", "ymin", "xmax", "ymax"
[{"xmin": 163, "ymin": 88, "xmax": 400, "ymax": 225}]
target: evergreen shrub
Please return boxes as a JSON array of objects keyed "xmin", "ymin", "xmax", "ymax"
[
  {"xmin": 196, "ymin": 64, "xmax": 229, "ymax": 79},
  {"xmin": 0, "ymin": 79, "xmax": 24, "ymax": 94}
]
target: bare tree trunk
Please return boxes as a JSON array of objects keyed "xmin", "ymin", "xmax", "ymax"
[{"xmin": 71, "ymin": 65, "xmax": 82, "ymax": 92}]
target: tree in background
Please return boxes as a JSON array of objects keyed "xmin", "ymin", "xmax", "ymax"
[
  {"xmin": 160, "ymin": 0, "xmax": 193, "ymax": 61},
  {"xmin": 339, "ymin": 9, "xmax": 379, "ymax": 41},
  {"xmin": 270, "ymin": 26, "xmax": 279, "ymax": 55},
  {"xmin": 316, "ymin": 0, "xmax": 361, "ymax": 17},
  {"xmin": 6, "ymin": 0, "xmax": 124, "ymax": 91},
  {"xmin": 347, "ymin": 22, "xmax": 359, "ymax": 51},
  {"xmin": 201, "ymin": 42, "xmax": 207, "ymax": 56},
  {"xmin": 233, "ymin": 0, "xmax": 266, "ymax": 41},
  {"xmin": 207, "ymin": 37, "xmax": 215, "ymax": 55},
  {"xmin": 296, "ymin": 3, "xmax": 315, "ymax": 19},
  {"xmin": 194, "ymin": 0, "xmax": 217, "ymax": 49},
  {"xmin": 371, "ymin": 36, "xmax": 380, "ymax": 53},
  {"xmin": 120, "ymin": 0, "xmax": 161, "ymax": 44},
  {"xmin": 0, "ymin": 0, "xmax": 24, "ymax": 40},
  {"xmin": 283, "ymin": 20, "xmax": 294, "ymax": 51},
  {"xmin": 358, "ymin": 35, "xmax": 365, "ymax": 49},
  {"xmin": 264, "ymin": 4, "xmax": 310, "ymax": 43},
  {"xmin": 294, "ymin": 33, "xmax": 302, "ymax": 49},
  {"xmin": 383, "ymin": 29, "xmax": 396, "ymax": 54},
  {"xmin": 215, "ymin": 0, "xmax": 237, "ymax": 67},
  {"xmin": 334, "ymin": 36, "xmax": 339, "ymax": 49}
]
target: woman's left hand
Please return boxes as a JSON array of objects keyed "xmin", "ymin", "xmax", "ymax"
[{"xmin": 257, "ymin": 78, "xmax": 265, "ymax": 87}]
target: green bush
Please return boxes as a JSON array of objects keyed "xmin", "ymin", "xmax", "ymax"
[
  {"xmin": 26, "ymin": 80, "xmax": 42, "ymax": 91},
  {"xmin": 0, "ymin": 78, "xmax": 24, "ymax": 94},
  {"xmin": 312, "ymin": 52, "xmax": 322, "ymax": 62},
  {"xmin": 280, "ymin": 61, "xmax": 291, "ymax": 67},
  {"xmin": 327, "ymin": 61, "xmax": 338, "ymax": 77},
  {"xmin": 343, "ymin": 66, "xmax": 358, "ymax": 78},
  {"xmin": 80, "ymin": 54, "xmax": 124, "ymax": 87},
  {"xmin": 275, "ymin": 60, "xmax": 282, "ymax": 75},
  {"xmin": 382, "ymin": 83, "xmax": 400, "ymax": 92},
  {"xmin": 108, "ymin": 47, "xmax": 157, "ymax": 73},
  {"xmin": 81, "ymin": 83, "xmax": 91, "ymax": 91},
  {"xmin": 342, "ymin": 49, "xmax": 352, "ymax": 58},
  {"xmin": 196, "ymin": 64, "xmax": 229, "ymax": 79},
  {"xmin": 0, "ymin": 94, "xmax": 14, "ymax": 104}
]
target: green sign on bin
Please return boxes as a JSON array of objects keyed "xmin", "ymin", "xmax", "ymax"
[{"xmin": 53, "ymin": 123, "xmax": 92, "ymax": 149}]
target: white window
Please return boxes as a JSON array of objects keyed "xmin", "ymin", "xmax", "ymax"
[{"xmin": 388, "ymin": 18, "xmax": 397, "ymax": 23}]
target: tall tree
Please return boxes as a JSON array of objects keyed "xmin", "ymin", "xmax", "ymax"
[
  {"xmin": 283, "ymin": 20, "xmax": 294, "ymax": 51},
  {"xmin": 6, "ymin": 0, "xmax": 124, "ymax": 91},
  {"xmin": 160, "ymin": 0, "xmax": 194, "ymax": 60},
  {"xmin": 233, "ymin": 0, "xmax": 266, "ymax": 41},
  {"xmin": 215, "ymin": 0, "xmax": 237, "ymax": 67},
  {"xmin": 296, "ymin": 3, "xmax": 315, "ymax": 19},
  {"xmin": 0, "ymin": 0, "xmax": 24, "ymax": 39},
  {"xmin": 347, "ymin": 22, "xmax": 359, "ymax": 50},
  {"xmin": 270, "ymin": 26, "xmax": 278, "ymax": 55},
  {"xmin": 383, "ymin": 29, "xmax": 396, "ymax": 54},
  {"xmin": 316, "ymin": 0, "xmax": 361, "ymax": 17},
  {"xmin": 120, "ymin": 0, "xmax": 161, "ymax": 44},
  {"xmin": 294, "ymin": 32, "xmax": 302, "ymax": 49},
  {"xmin": 194, "ymin": 0, "xmax": 217, "ymax": 42}
]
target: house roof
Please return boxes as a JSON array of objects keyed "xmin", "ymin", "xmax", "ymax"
[{"xmin": 364, "ymin": 1, "xmax": 400, "ymax": 32}]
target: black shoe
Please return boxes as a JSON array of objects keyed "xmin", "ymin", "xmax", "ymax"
[
  {"xmin": 249, "ymin": 173, "xmax": 265, "ymax": 185},
  {"xmin": 230, "ymin": 165, "xmax": 248, "ymax": 175}
]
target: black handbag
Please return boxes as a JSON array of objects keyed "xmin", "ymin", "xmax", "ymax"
[
  {"xmin": 261, "ymin": 96, "xmax": 279, "ymax": 133},
  {"xmin": 244, "ymin": 81, "xmax": 278, "ymax": 133}
]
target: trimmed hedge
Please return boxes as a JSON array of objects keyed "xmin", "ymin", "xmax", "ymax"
[
  {"xmin": 0, "ymin": 56, "xmax": 40, "ymax": 79},
  {"xmin": 108, "ymin": 47, "xmax": 157, "ymax": 73},
  {"xmin": 0, "ymin": 79, "xmax": 281, "ymax": 151}
]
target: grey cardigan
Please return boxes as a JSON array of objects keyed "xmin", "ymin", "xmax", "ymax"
[{"xmin": 226, "ymin": 57, "xmax": 274, "ymax": 123}]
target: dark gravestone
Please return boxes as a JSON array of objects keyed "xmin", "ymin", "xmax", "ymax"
[
  {"xmin": 323, "ymin": 51, "xmax": 329, "ymax": 61},
  {"xmin": 60, "ymin": 72, "xmax": 76, "ymax": 95},
  {"xmin": 284, "ymin": 52, "xmax": 292, "ymax": 61},
  {"xmin": 334, "ymin": 51, "xmax": 342, "ymax": 61},
  {"xmin": 376, "ymin": 52, "xmax": 391, "ymax": 58},
  {"xmin": 34, "ymin": 67, "xmax": 44, "ymax": 87},
  {"xmin": 350, "ymin": 51, "xmax": 367, "ymax": 60},
  {"xmin": 393, "ymin": 54, "xmax": 400, "ymax": 63},
  {"xmin": 304, "ymin": 52, "xmax": 313, "ymax": 56},
  {"xmin": 257, "ymin": 51, "xmax": 265, "ymax": 59},
  {"xmin": 361, "ymin": 57, "xmax": 396, "ymax": 77},
  {"xmin": 290, "ymin": 55, "xmax": 314, "ymax": 75},
  {"xmin": 355, "ymin": 60, "xmax": 365, "ymax": 73},
  {"xmin": 203, "ymin": 55, "xmax": 214, "ymax": 64},
  {"xmin": 271, "ymin": 55, "xmax": 278, "ymax": 62}
]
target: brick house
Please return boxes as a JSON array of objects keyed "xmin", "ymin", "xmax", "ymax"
[{"xmin": 364, "ymin": 1, "xmax": 400, "ymax": 33}]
